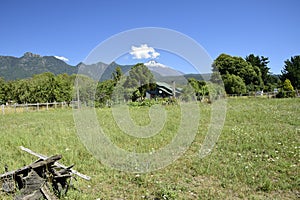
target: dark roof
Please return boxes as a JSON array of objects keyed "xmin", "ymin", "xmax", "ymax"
[{"xmin": 156, "ymin": 82, "xmax": 181, "ymax": 94}]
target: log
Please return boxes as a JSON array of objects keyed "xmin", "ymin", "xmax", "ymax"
[{"xmin": 20, "ymin": 146, "xmax": 91, "ymax": 181}]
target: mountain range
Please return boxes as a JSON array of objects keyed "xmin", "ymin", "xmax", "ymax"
[{"xmin": 0, "ymin": 52, "xmax": 207, "ymax": 84}]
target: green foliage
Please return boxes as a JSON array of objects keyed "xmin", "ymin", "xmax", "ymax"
[
  {"xmin": 73, "ymin": 74, "xmax": 97, "ymax": 106},
  {"xmin": 277, "ymin": 79, "xmax": 296, "ymax": 98},
  {"xmin": 206, "ymin": 82, "xmax": 226, "ymax": 101},
  {"xmin": 9, "ymin": 79, "xmax": 32, "ymax": 103},
  {"xmin": 30, "ymin": 72, "xmax": 57, "ymax": 103},
  {"xmin": 188, "ymin": 78, "xmax": 208, "ymax": 100},
  {"xmin": 184, "ymin": 78, "xmax": 225, "ymax": 102},
  {"xmin": 95, "ymin": 79, "xmax": 115, "ymax": 107},
  {"xmin": 54, "ymin": 74, "xmax": 73, "ymax": 103},
  {"xmin": 223, "ymin": 73, "xmax": 247, "ymax": 94},
  {"xmin": 124, "ymin": 63, "xmax": 155, "ymax": 101},
  {"xmin": 0, "ymin": 77, "xmax": 7, "ymax": 104},
  {"xmin": 281, "ymin": 55, "xmax": 300, "ymax": 89},
  {"xmin": 180, "ymin": 84, "xmax": 196, "ymax": 102},
  {"xmin": 283, "ymin": 79, "xmax": 294, "ymax": 91},
  {"xmin": 212, "ymin": 54, "xmax": 266, "ymax": 94},
  {"xmin": 1, "ymin": 72, "xmax": 77, "ymax": 104},
  {"xmin": 127, "ymin": 98, "xmax": 157, "ymax": 107},
  {"xmin": 112, "ymin": 66, "xmax": 123, "ymax": 83},
  {"xmin": 245, "ymin": 54, "xmax": 270, "ymax": 88},
  {"xmin": 264, "ymin": 74, "xmax": 281, "ymax": 92},
  {"xmin": 95, "ymin": 67, "xmax": 126, "ymax": 107}
]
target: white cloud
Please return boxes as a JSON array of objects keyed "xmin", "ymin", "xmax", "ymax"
[
  {"xmin": 144, "ymin": 60, "xmax": 167, "ymax": 68},
  {"xmin": 54, "ymin": 55, "xmax": 69, "ymax": 62},
  {"xmin": 130, "ymin": 44, "xmax": 160, "ymax": 59}
]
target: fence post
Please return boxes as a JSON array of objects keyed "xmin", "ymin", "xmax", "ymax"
[
  {"xmin": 14, "ymin": 103, "xmax": 16, "ymax": 113},
  {"xmin": 37, "ymin": 103, "xmax": 39, "ymax": 111},
  {"xmin": 54, "ymin": 101, "xmax": 57, "ymax": 109},
  {"xmin": 26, "ymin": 103, "xmax": 28, "ymax": 112},
  {"xmin": 1, "ymin": 104, "xmax": 4, "ymax": 115},
  {"xmin": 46, "ymin": 102, "xmax": 49, "ymax": 111}
]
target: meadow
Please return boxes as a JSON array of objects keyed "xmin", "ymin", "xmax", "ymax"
[{"xmin": 0, "ymin": 98, "xmax": 299, "ymax": 199}]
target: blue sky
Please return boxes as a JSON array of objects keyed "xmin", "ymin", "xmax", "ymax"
[{"xmin": 0, "ymin": 0, "xmax": 299, "ymax": 74}]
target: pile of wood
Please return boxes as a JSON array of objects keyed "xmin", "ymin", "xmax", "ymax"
[{"xmin": 0, "ymin": 146, "xmax": 90, "ymax": 200}]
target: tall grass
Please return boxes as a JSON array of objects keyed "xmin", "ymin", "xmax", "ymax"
[{"xmin": 0, "ymin": 98, "xmax": 299, "ymax": 199}]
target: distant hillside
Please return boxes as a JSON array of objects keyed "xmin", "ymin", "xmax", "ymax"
[
  {"xmin": 155, "ymin": 73, "xmax": 211, "ymax": 85},
  {"xmin": 100, "ymin": 62, "xmax": 133, "ymax": 81},
  {"xmin": 0, "ymin": 52, "xmax": 209, "ymax": 83},
  {"xmin": 0, "ymin": 53, "xmax": 133, "ymax": 81},
  {"xmin": 0, "ymin": 52, "xmax": 78, "ymax": 80}
]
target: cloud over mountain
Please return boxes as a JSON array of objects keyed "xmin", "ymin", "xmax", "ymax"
[
  {"xmin": 130, "ymin": 44, "xmax": 160, "ymax": 59},
  {"xmin": 144, "ymin": 60, "xmax": 184, "ymax": 76},
  {"xmin": 144, "ymin": 60, "xmax": 167, "ymax": 68},
  {"xmin": 54, "ymin": 56, "xmax": 69, "ymax": 62}
]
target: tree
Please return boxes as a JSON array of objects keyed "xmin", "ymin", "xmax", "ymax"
[
  {"xmin": 277, "ymin": 79, "xmax": 296, "ymax": 98},
  {"xmin": 14, "ymin": 79, "xmax": 32, "ymax": 103},
  {"xmin": 245, "ymin": 54, "xmax": 270, "ymax": 89},
  {"xmin": 112, "ymin": 66, "xmax": 123, "ymax": 84},
  {"xmin": 188, "ymin": 78, "xmax": 208, "ymax": 100},
  {"xmin": 181, "ymin": 84, "xmax": 196, "ymax": 102},
  {"xmin": 281, "ymin": 55, "xmax": 300, "ymax": 89},
  {"xmin": 31, "ymin": 72, "xmax": 56, "ymax": 103},
  {"xmin": 54, "ymin": 74, "xmax": 73, "ymax": 103},
  {"xmin": 95, "ymin": 79, "xmax": 114, "ymax": 107},
  {"xmin": 222, "ymin": 73, "xmax": 246, "ymax": 95},
  {"xmin": 212, "ymin": 54, "xmax": 263, "ymax": 92},
  {"xmin": 0, "ymin": 77, "xmax": 7, "ymax": 104},
  {"xmin": 72, "ymin": 74, "xmax": 97, "ymax": 106},
  {"xmin": 124, "ymin": 63, "xmax": 155, "ymax": 101}
]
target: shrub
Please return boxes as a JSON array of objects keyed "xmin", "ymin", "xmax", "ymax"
[{"xmin": 276, "ymin": 79, "xmax": 296, "ymax": 98}]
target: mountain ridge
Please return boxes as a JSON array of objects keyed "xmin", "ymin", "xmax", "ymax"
[
  {"xmin": 0, "ymin": 52, "xmax": 78, "ymax": 80},
  {"xmin": 0, "ymin": 52, "xmax": 206, "ymax": 83}
]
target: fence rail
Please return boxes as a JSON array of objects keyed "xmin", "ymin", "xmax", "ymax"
[
  {"xmin": 227, "ymin": 90, "xmax": 299, "ymax": 98},
  {"xmin": 1, "ymin": 102, "xmax": 68, "ymax": 115}
]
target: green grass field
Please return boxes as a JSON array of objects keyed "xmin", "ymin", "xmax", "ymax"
[{"xmin": 0, "ymin": 98, "xmax": 299, "ymax": 199}]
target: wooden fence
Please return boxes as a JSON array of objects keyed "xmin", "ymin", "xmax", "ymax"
[
  {"xmin": 1, "ymin": 102, "xmax": 69, "ymax": 115},
  {"xmin": 227, "ymin": 90, "xmax": 299, "ymax": 98}
]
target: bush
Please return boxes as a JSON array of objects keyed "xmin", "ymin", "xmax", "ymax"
[{"xmin": 276, "ymin": 79, "xmax": 296, "ymax": 98}]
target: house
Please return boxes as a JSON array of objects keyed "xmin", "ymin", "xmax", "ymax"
[{"xmin": 146, "ymin": 81, "xmax": 181, "ymax": 99}]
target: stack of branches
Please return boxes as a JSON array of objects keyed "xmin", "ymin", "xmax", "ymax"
[{"xmin": 0, "ymin": 147, "xmax": 90, "ymax": 200}]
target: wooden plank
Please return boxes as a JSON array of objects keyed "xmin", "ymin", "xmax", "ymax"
[
  {"xmin": 1, "ymin": 156, "xmax": 61, "ymax": 179},
  {"xmin": 30, "ymin": 155, "xmax": 62, "ymax": 169},
  {"xmin": 0, "ymin": 165, "xmax": 31, "ymax": 179},
  {"xmin": 40, "ymin": 183, "xmax": 59, "ymax": 200},
  {"xmin": 20, "ymin": 146, "xmax": 91, "ymax": 181}
]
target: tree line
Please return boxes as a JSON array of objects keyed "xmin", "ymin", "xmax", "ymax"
[
  {"xmin": 209, "ymin": 54, "xmax": 299, "ymax": 97},
  {"xmin": 0, "ymin": 63, "xmax": 156, "ymax": 106},
  {"xmin": 0, "ymin": 72, "xmax": 73, "ymax": 105},
  {"xmin": 0, "ymin": 54, "xmax": 299, "ymax": 105}
]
